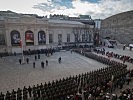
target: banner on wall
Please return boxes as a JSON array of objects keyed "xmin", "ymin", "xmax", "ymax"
[
  {"xmin": 38, "ymin": 31, "xmax": 46, "ymax": 44},
  {"xmin": 25, "ymin": 31, "xmax": 34, "ymax": 45},
  {"xmin": 11, "ymin": 31, "xmax": 21, "ymax": 46}
]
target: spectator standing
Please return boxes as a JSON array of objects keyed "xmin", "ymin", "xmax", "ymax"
[
  {"xmin": 38, "ymin": 54, "xmax": 40, "ymax": 59},
  {"xmin": 33, "ymin": 62, "xmax": 35, "ymax": 68},
  {"xmin": 46, "ymin": 60, "xmax": 48, "ymax": 66},
  {"xmin": 58, "ymin": 57, "xmax": 61, "ymax": 63},
  {"xmin": 19, "ymin": 59, "xmax": 22, "ymax": 64},
  {"xmin": 26, "ymin": 58, "xmax": 29, "ymax": 64},
  {"xmin": 41, "ymin": 61, "xmax": 44, "ymax": 68},
  {"xmin": 35, "ymin": 55, "xmax": 37, "ymax": 61}
]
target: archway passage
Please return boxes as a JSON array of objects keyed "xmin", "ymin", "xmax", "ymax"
[
  {"xmin": 10, "ymin": 30, "xmax": 21, "ymax": 46},
  {"xmin": 38, "ymin": 31, "xmax": 46, "ymax": 45},
  {"xmin": 25, "ymin": 30, "xmax": 34, "ymax": 45}
]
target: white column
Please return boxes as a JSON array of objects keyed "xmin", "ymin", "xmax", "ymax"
[
  {"xmin": 5, "ymin": 29, "xmax": 12, "ymax": 53},
  {"xmin": 46, "ymin": 29, "xmax": 49, "ymax": 45}
]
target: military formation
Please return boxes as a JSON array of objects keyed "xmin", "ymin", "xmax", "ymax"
[
  {"xmin": 23, "ymin": 48, "xmax": 55, "ymax": 56},
  {"xmin": 93, "ymin": 48, "xmax": 133, "ymax": 64},
  {"xmin": 0, "ymin": 48, "xmax": 133, "ymax": 100},
  {"xmin": 0, "ymin": 48, "xmax": 55, "ymax": 59},
  {"xmin": 118, "ymin": 88, "xmax": 133, "ymax": 99}
]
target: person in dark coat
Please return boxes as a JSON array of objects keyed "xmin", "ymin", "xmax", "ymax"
[
  {"xmin": 11, "ymin": 89, "xmax": 16, "ymax": 100},
  {"xmin": 17, "ymin": 88, "xmax": 22, "ymax": 100},
  {"xmin": 23, "ymin": 86, "xmax": 28, "ymax": 100},
  {"xmin": 28, "ymin": 86, "xmax": 32, "ymax": 97},
  {"xmin": 0, "ymin": 92, "xmax": 5, "ymax": 100},
  {"xmin": 46, "ymin": 60, "xmax": 48, "ymax": 66},
  {"xmin": 33, "ymin": 62, "xmax": 35, "ymax": 68},
  {"xmin": 5, "ymin": 91, "xmax": 11, "ymax": 100},
  {"xmin": 26, "ymin": 58, "xmax": 29, "ymax": 64},
  {"xmin": 41, "ymin": 61, "xmax": 44, "ymax": 68},
  {"xmin": 19, "ymin": 59, "xmax": 22, "ymax": 64},
  {"xmin": 35, "ymin": 55, "xmax": 37, "ymax": 61},
  {"xmin": 38, "ymin": 54, "xmax": 40, "ymax": 59},
  {"xmin": 58, "ymin": 57, "xmax": 61, "ymax": 63}
]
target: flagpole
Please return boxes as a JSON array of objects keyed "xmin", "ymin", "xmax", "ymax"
[
  {"xmin": 22, "ymin": 43, "xmax": 25, "ymax": 64},
  {"xmin": 20, "ymin": 39, "xmax": 25, "ymax": 64}
]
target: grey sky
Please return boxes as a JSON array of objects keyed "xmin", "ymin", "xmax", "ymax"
[{"xmin": 0, "ymin": 0, "xmax": 132, "ymax": 19}]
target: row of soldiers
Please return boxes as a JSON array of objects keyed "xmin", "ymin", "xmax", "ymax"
[
  {"xmin": 73, "ymin": 49, "xmax": 133, "ymax": 99},
  {"xmin": 0, "ymin": 64, "xmax": 129, "ymax": 100},
  {"xmin": 0, "ymin": 48, "xmax": 55, "ymax": 59},
  {"xmin": 0, "ymin": 52, "xmax": 16, "ymax": 58},
  {"xmin": 23, "ymin": 48, "xmax": 55, "ymax": 56},
  {"xmin": 119, "ymin": 88, "xmax": 133, "ymax": 100},
  {"xmin": 93, "ymin": 48, "xmax": 133, "ymax": 64},
  {"xmin": 75, "ymin": 49, "xmax": 127, "ymax": 67},
  {"xmin": 93, "ymin": 48, "xmax": 105, "ymax": 55},
  {"xmin": 0, "ymin": 49, "xmax": 131, "ymax": 100},
  {"xmin": 106, "ymin": 51, "xmax": 133, "ymax": 63}
]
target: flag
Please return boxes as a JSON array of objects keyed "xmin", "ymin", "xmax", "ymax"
[{"xmin": 20, "ymin": 40, "xmax": 22, "ymax": 48}]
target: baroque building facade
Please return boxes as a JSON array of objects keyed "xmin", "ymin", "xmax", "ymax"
[
  {"xmin": 0, "ymin": 11, "xmax": 95, "ymax": 53},
  {"xmin": 101, "ymin": 10, "xmax": 133, "ymax": 45}
]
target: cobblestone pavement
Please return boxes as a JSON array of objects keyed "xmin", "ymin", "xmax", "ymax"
[{"xmin": 0, "ymin": 51, "xmax": 107, "ymax": 93}]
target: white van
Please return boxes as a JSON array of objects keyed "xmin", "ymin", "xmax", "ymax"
[{"xmin": 129, "ymin": 44, "xmax": 133, "ymax": 48}]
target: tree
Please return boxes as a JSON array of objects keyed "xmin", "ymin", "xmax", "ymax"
[
  {"xmin": 72, "ymin": 27, "xmax": 82, "ymax": 43},
  {"xmin": 93, "ymin": 28, "xmax": 100, "ymax": 46}
]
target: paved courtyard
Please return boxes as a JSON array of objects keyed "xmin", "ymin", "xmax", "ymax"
[
  {"xmin": 0, "ymin": 51, "xmax": 107, "ymax": 93},
  {"xmin": 0, "ymin": 47, "xmax": 133, "ymax": 94}
]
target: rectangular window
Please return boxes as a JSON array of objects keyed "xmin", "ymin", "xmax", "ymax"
[
  {"xmin": 67, "ymin": 34, "xmax": 70, "ymax": 42},
  {"xmin": 58, "ymin": 34, "xmax": 62, "ymax": 45},
  {"xmin": 49, "ymin": 34, "xmax": 53, "ymax": 43}
]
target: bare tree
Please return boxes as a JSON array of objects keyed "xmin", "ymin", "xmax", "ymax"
[
  {"xmin": 72, "ymin": 26, "xmax": 82, "ymax": 43},
  {"xmin": 93, "ymin": 28, "xmax": 100, "ymax": 46}
]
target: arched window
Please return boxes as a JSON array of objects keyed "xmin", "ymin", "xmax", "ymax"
[
  {"xmin": 10, "ymin": 30, "xmax": 21, "ymax": 46},
  {"xmin": 25, "ymin": 30, "xmax": 34, "ymax": 45},
  {"xmin": 38, "ymin": 31, "xmax": 46, "ymax": 45}
]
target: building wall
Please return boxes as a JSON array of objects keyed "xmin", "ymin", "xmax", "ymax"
[
  {"xmin": 101, "ymin": 10, "xmax": 133, "ymax": 45},
  {"xmin": 94, "ymin": 19, "xmax": 102, "ymax": 29},
  {"xmin": 0, "ymin": 15, "xmax": 94, "ymax": 53}
]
